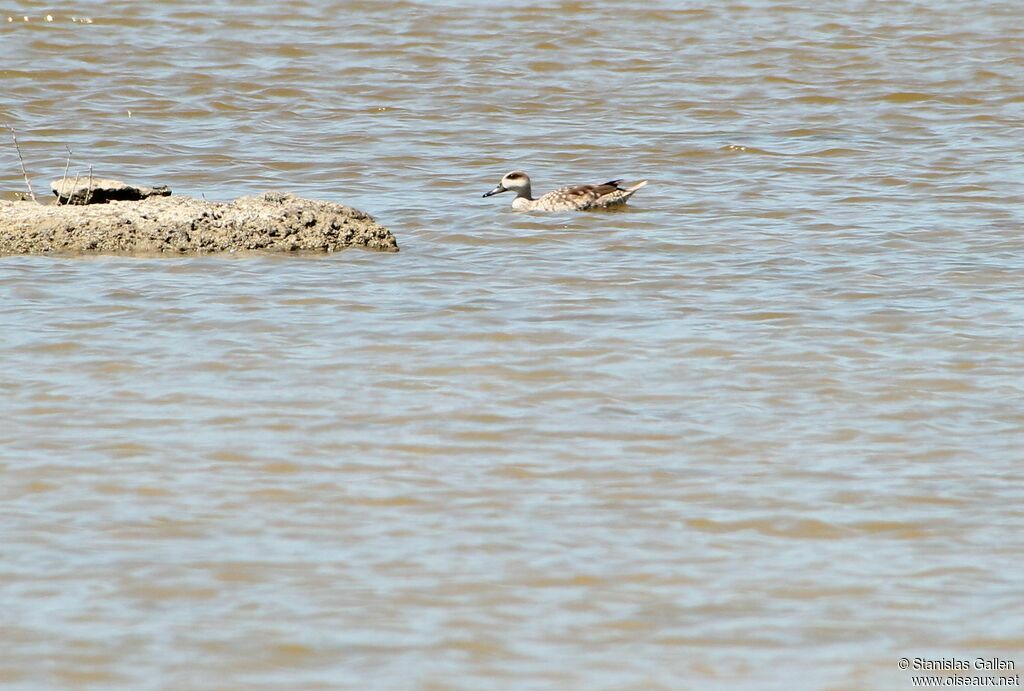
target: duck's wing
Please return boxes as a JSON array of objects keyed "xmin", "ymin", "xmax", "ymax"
[
  {"xmin": 560, "ymin": 181, "xmax": 625, "ymax": 199},
  {"xmin": 535, "ymin": 184, "xmax": 604, "ymax": 210}
]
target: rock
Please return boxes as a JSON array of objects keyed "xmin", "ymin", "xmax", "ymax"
[
  {"xmin": 51, "ymin": 177, "xmax": 172, "ymax": 205},
  {"xmin": 0, "ymin": 191, "xmax": 399, "ymax": 255}
]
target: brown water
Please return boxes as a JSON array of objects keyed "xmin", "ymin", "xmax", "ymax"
[{"xmin": 3, "ymin": 1, "xmax": 1024, "ymax": 688}]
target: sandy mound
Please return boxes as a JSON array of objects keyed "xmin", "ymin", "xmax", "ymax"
[{"xmin": 0, "ymin": 191, "xmax": 399, "ymax": 255}]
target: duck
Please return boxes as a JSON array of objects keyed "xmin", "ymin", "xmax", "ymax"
[{"xmin": 482, "ymin": 171, "xmax": 648, "ymax": 211}]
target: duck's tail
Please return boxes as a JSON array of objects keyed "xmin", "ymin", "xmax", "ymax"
[
  {"xmin": 623, "ymin": 179, "xmax": 648, "ymax": 194},
  {"xmin": 592, "ymin": 179, "xmax": 649, "ymax": 209},
  {"xmin": 613, "ymin": 179, "xmax": 648, "ymax": 203}
]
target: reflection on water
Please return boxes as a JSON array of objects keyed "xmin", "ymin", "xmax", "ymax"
[{"xmin": 2, "ymin": 1, "xmax": 1023, "ymax": 688}]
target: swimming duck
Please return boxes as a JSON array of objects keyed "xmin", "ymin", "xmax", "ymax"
[{"xmin": 483, "ymin": 171, "xmax": 648, "ymax": 211}]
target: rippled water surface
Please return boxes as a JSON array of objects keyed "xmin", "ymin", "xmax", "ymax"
[{"xmin": 3, "ymin": 1, "xmax": 1024, "ymax": 688}]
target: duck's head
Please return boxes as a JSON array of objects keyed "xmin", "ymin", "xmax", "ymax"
[{"xmin": 483, "ymin": 171, "xmax": 531, "ymax": 198}]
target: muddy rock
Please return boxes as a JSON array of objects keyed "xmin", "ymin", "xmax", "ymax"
[
  {"xmin": 0, "ymin": 191, "xmax": 399, "ymax": 255},
  {"xmin": 51, "ymin": 177, "xmax": 172, "ymax": 205}
]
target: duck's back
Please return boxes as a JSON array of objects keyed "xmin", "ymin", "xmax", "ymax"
[
  {"xmin": 529, "ymin": 180, "xmax": 646, "ymax": 211},
  {"xmin": 529, "ymin": 182, "xmax": 614, "ymax": 211}
]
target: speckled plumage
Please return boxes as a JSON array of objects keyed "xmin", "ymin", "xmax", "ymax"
[{"xmin": 483, "ymin": 171, "xmax": 648, "ymax": 212}]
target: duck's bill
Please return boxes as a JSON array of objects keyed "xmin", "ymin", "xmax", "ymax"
[{"xmin": 482, "ymin": 185, "xmax": 506, "ymax": 197}]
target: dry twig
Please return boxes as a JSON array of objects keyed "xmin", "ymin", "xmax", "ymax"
[
  {"xmin": 69, "ymin": 172, "xmax": 80, "ymax": 204},
  {"xmin": 4, "ymin": 122, "xmax": 38, "ymax": 203},
  {"xmin": 58, "ymin": 145, "xmax": 73, "ymax": 205}
]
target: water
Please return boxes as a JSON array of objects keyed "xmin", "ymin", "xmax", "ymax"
[{"xmin": 2, "ymin": 1, "xmax": 1023, "ymax": 688}]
